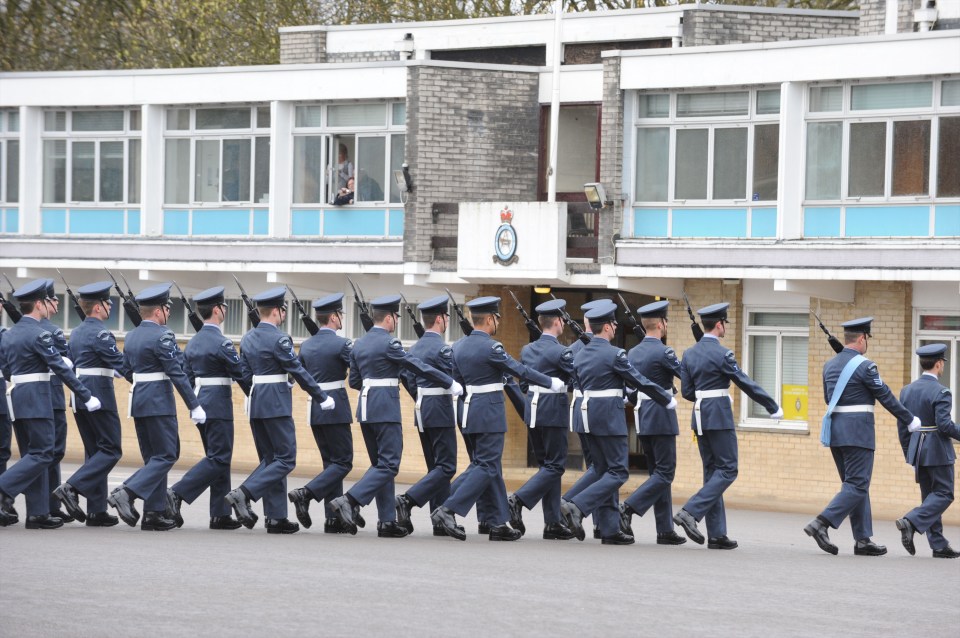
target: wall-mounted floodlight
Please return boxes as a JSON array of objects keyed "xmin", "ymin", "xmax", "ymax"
[
  {"xmin": 583, "ymin": 182, "xmax": 610, "ymax": 210},
  {"xmin": 394, "ymin": 163, "xmax": 413, "ymax": 193}
]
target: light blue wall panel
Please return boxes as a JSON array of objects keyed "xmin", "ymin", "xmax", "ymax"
[
  {"xmin": 632, "ymin": 208, "xmax": 669, "ymax": 237},
  {"xmin": 6, "ymin": 209, "xmax": 16, "ymax": 233},
  {"xmin": 69, "ymin": 209, "xmax": 125, "ymax": 234},
  {"xmin": 252, "ymin": 209, "xmax": 269, "ymax": 236},
  {"xmin": 803, "ymin": 207, "xmax": 841, "ymax": 237},
  {"xmin": 388, "ymin": 209, "xmax": 404, "ymax": 237},
  {"xmin": 672, "ymin": 208, "xmax": 747, "ymax": 238},
  {"xmin": 192, "ymin": 209, "xmax": 251, "ymax": 236},
  {"xmin": 845, "ymin": 206, "xmax": 928, "ymax": 237},
  {"xmin": 164, "ymin": 210, "xmax": 190, "ymax": 235},
  {"xmin": 291, "ymin": 210, "xmax": 321, "ymax": 236},
  {"xmin": 42, "ymin": 209, "xmax": 67, "ymax": 234},
  {"xmin": 934, "ymin": 205, "xmax": 960, "ymax": 237},
  {"xmin": 127, "ymin": 209, "xmax": 141, "ymax": 235},
  {"xmin": 324, "ymin": 209, "xmax": 386, "ymax": 236},
  {"xmin": 751, "ymin": 208, "xmax": 777, "ymax": 238}
]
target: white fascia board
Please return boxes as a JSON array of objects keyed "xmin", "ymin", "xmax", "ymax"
[
  {"xmin": 617, "ymin": 32, "xmax": 960, "ymax": 90},
  {"xmin": 612, "ymin": 265, "xmax": 960, "ymax": 282},
  {"xmin": 539, "ymin": 65, "xmax": 603, "ymax": 103}
]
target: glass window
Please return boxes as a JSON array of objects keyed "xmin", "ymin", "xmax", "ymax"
[
  {"xmin": 293, "ymin": 136, "xmax": 324, "ymax": 204},
  {"xmin": 128, "ymin": 139, "xmax": 141, "ymax": 204},
  {"xmin": 744, "ymin": 311, "xmax": 808, "ymax": 423},
  {"xmin": 891, "ymin": 120, "xmax": 930, "ymax": 197},
  {"xmin": 296, "ymin": 106, "xmax": 323, "ymax": 127},
  {"xmin": 72, "ymin": 110, "xmax": 124, "ymax": 132},
  {"xmin": 196, "ymin": 108, "xmax": 251, "ymax": 130},
  {"xmin": 328, "ymin": 104, "xmax": 386, "ymax": 127},
  {"xmin": 677, "ymin": 92, "xmax": 748, "ymax": 118},
  {"xmin": 942, "ymin": 80, "xmax": 960, "ymax": 107},
  {"xmin": 756, "ymin": 90, "xmax": 781, "ymax": 115},
  {"xmin": 356, "ymin": 137, "xmax": 386, "ymax": 202},
  {"xmin": 389, "ymin": 134, "xmax": 405, "ymax": 204},
  {"xmin": 8, "ymin": 112, "xmax": 19, "ymax": 132},
  {"xmin": 195, "ymin": 139, "xmax": 221, "ymax": 202},
  {"xmin": 43, "ymin": 140, "xmax": 66, "ymax": 203},
  {"xmin": 166, "ymin": 109, "xmax": 190, "ymax": 131},
  {"xmin": 256, "ymin": 106, "xmax": 271, "ymax": 129},
  {"xmin": 98, "ymin": 141, "xmax": 124, "ymax": 202},
  {"xmin": 392, "ymin": 103, "xmax": 406, "ymax": 126},
  {"xmin": 805, "ymin": 122, "xmax": 842, "ymax": 200},
  {"xmin": 44, "ymin": 111, "xmax": 66, "ymax": 132},
  {"xmin": 222, "ymin": 299, "xmax": 246, "ymax": 336},
  {"xmin": 851, "ymin": 82, "xmax": 932, "ymax": 111},
  {"xmin": 848, "ymin": 122, "xmax": 886, "ymax": 197},
  {"xmin": 675, "ymin": 129, "xmax": 708, "ymax": 199},
  {"xmin": 398, "ymin": 303, "xmax": 418, "ymax": 342},
  {"xmin": 916, "ymin": 313, "xmax": 960, "ymax": 418},
  {"xmin": 937, "ymin": 116, "xmax": 960, "ymax": 197},
  {"xmin": 164, "ymin": 139, "xmax": 190, "ymax": 204},
  {"xmin": 129, "ymin": 110, "xmax": 141, "ymax": 131},
  {"xmin": 809, "ymin": 86, "xmax": 842, "ymax": 113},
  {"xmin": 752, "ymin": 124, "xmax": 779, "ymax": 202},
  {"xmin": 713, "ymin": 128, "xmax": 747, "ymax": 200},
  {"xmin": 638, "ymin": 94, "xmax": 669, "ymax": 118},
  {"xmin": 221, "ymin": 139, "xmax": 251, "ymax": 202},
  {"xmin": 4, "ymin": 141, "xmax": 18, "ymax": 203},
  {"xmin": 635, "ymin": 127, "xmax": 669, "ymax": 202},
  {"xmin": 254, "ymin": 137, "xmax": 270, "ymax": 204},
  {"xmin": 166, "ymin": 302, "xmax": 186, "ymax": 334}
]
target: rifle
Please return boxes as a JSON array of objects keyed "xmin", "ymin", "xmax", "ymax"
[
  {"xmin": 616, "ymin": 293, "xmax": 645, "ymax": 340},
  {"xmin": 400, "ymin": 293, "xmax": 424, "ymax": 338},
  {"xmin": 812, "ymin": 309, "xmax": 844, "ymax": 354},
  {"xmin": 57, "ymin": 268, "xmax": 86, "ymax": 321},
  {"xmin": 550, "ymin": 293, "xmax": 590, "ymax": 345},
  {"xmin": 347, "ymin": 278, "xmax": 374, "ymax": 332},
  {"xmin": 508, "ymin": 289, "xmax": 542, "ymax": 341},
  {"xmin": 172, "ymin": 281, "xmax": 204, "ymax": 332},
  {"xmin": 445, "ymin": 288, "xmax": 473, "ymax": 336},
  {"xmin": 105, "ymin": 269, "xmax": 142, "ymax": 327},
  {"xmin": 0, "ymin": 274, "xmax": 22, "ymax": 323},
  {"xmin": 232, "ymin": 275, "xmax": 260, "ymax": 328},
  {"xmin": 287, "ymin": 286, "xmax": 319, "ymax": 336},
  {"xmin": 681, "ymin": 290, "xmax": 704, "ymax": 342}
]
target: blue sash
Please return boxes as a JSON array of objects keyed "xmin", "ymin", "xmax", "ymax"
[{"xmin": 820, "ymin": 354, "xmax": 866, "ymax": 447}]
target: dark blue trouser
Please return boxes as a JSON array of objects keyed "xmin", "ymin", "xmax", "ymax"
[
  {"xmin": 571, "ymin": 434, "xmax": 627, "ymax": 537},
  {"xmin": 47, "ymin": 408, "xmax": 67, "ymax": 511},
  {"xmin": 0, "ymin": 413, "xmax": 12, "ymax": 474},
  {"xmin": 1, "ymin": 417, "xmax": 55, "ymax": 517},
  {"xmin": 127, "ymin": 415, "xmax": 180, "ymax": 513},
  {"xmin": 821, "ymin": 445, "xmax": 874, "ymax": 541},
  {"xmin": 243, "ymin": 416, "xmax": 296, "ymax": 520},
  {"xmin": 70, "ymin": 409, "xmax": 122, "ymax": 515},
  {"xmin": 906, "ymin": 464, "xmax": 953, "ymax": 551},
  {"xmin": 348, "ymin": 422, "xmax": 402, "ymax": 523},
  {"xmin": 684, "ymin": 429, "xmax": 738, "ymax": 539},
  {"xmin": 444, "ymin": 432, "xmax": 508, "ymax": 525},
  {"xmin": 305, "ymin": 423, "xmax": 353, "ymax": 519},
  {"xmin": 624, "ymin": 434, "xmax": 677, "ymax": 534},
  {"xmin": 564, "ymin": 432, "xmax": 598, "ymax": 503},
  {"xmin": 172, "ymin": 418, "xmax": 234, "ymax": 518},
  {"xmin": 407, "ymin": 427, "xmax": 457, "ymax": 511},
  {"xmin": 451, "ymin": 426, "xmax": 492, "ymax": 523},
  {"xmin": 515, "ymin": 426, "xmax": 567, "ymax": 525}
]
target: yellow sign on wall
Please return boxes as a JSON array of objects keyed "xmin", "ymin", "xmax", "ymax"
[{"xmin": 782, "ymin": 385, "xmax": 808, "ymax": 421}]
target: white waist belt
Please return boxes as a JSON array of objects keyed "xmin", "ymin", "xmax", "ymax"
[
  {"xmin": 580, "ymin": 389, "xmax": 623, "ymax": 434},
  {"xmin": 529, "ymin": 385, "xmax": 564, "ymax": 429},
  {"xmin": 6, "ymin": 373, "xmax": 54, "ymax": 420},
  {"xmin": 360, "ymin": 378, "xmax": 400, "ymax": 422},
  {"xmin": 194, "ymin": 376, "xmax": 232, "ymax": 399},
  {"xmin": 306, "ymin": 380, "xmax": 347, "ymax": 422},
  {"xmin": 693, "ymin": 389, "xmax": 732, "ymax": 436},
  {"xmin": 462, "ymin": 383, "xmax": 505, "ymax": 430},
  {"xmin": 76, "ymin": 367, "xmax": 115, "ymax": 377},
  {"xmin": 832, "ymin": 405, "xmax": 874, "ymax": 414},
  {"xmin": 632, "ymin": 392, "xmax": 652, "ymax": 435},
  {"xmin": 246, "ymin": 374, "xmax": 288, "ymax": 416},
  {"xmin": 415, "ymin": 386, "xmax": 455, "ymax": 433},
  {"xmin": 128, "ymin": 372, "xmax": 171, "ymax": 418}
]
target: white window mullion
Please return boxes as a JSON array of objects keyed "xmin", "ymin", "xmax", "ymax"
[
  {"xmin": 884, "ymin": 119, "xmax": 894, "ymax": 200},
  {"xmin": 706, "ymin": 127, "xmax": 715, "ymax": 202}
]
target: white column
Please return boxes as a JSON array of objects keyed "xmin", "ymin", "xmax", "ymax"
[
  {"xmin": 778, "ymin": 82, "xmax": 805, "ymax": 241},
  {"xmin": 885, "ymin": 0, "xmax": 900, "ymax": 34},
  {"xmin": 141, "ymin": 104, "xmax": 164, "ymax": 236},
  {"xmin": 270, "ymin": 100, "xmax": 293, "ymax": 238},
  {"xmin": 18, "ymin": 106, "xmax": 42, "ymax": 235}
]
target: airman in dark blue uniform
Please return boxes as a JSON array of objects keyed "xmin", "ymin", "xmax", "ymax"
[
  {"xmin": 288, "ymin": 293, "xmax": 360, "ymax": 534},
  {"xmin": 0, "ymin": 279, "xmax": 99, "ymax": 529},
  {"xmin": 560, "ymin": 300, "xmax": 674, "ymax": 545},
  {"xmin": 330, "ymin": 294, "xmax": 458, "ymax": 537},
  {"xmin": 508, "ymin": 299, "xmax": 575, "ymax": 541},
  {"xmin": 432, "ymin": 296, "xmax": 562, "ymax": 542},
  {"xmin": 619, "ymin": 300, "xmax": 686, "ymax": 546},
  {"xmin": 803, "ymin": 317, "xmax": 915, "ymax": 556},
  {"xmin": 53, "ymin": 281, "xmax": 124, "ymax": 527},
  {"xmin": 0, "ymin": 306, "xmax": 11, "ymax": 485},
  {"xmin": 396, "ymin": 295, "xmax": 460, "ymax": 536},
  {"xmin": 39, "ymin": 280, "xmax": 73, "ymax": 522},
  {"xmin": 167, "ymin": 286, "xmax": 251, "ymax": 530},
  {"xmin": 894, "ymin": 344, "xmax": 960, "ymax": 559},
  {"xmin": 226, "ymin": 287, "xmax": 333, "ymax": 534},
  {"xmin": 675, "ymin": 302, "xmax": 780, "ymax": 549}
]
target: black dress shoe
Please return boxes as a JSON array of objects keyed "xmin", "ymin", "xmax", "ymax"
[
  {"xmin": 141, "ymin": 511, "xmax": 176, "ymax": 531},
  {"xmin": 210, "ymin": 516, "xmax": 243, "ymax": 530},
  {"xmin": 224, "ymin": 489, "xmax": 258, "ymax": 530},
  {"xmin": 560, "ymin": 500, "xmax": 585, "ymax": 541},
  {"xmin": 86, "ymin": 511, "xmax": 119, "ymax": 527},
  {"xmin": 673, "ymin": 509, "xmax": 704, "ymax": 545},
  {"xmin": 657, "ymin": 530, "xmax": 687, "ymax": 545},
  {"xmin": 507, "ymin": 494, "xmax": 525, "ymax": 536},
  {"xmin": 601, "ymin": 531, "xmax": 635, "ymax": 545},
  {"xmin": 354, "ymin": 505, "xmax": 366, "ymax": 529},
  {"xmin": 324, "ymin": 518, "xmax": 350, "ymax": 534},
  {"xmin": 854, "ymin": 538, "xmax": 887, "ymax": 556},
  {"xmin": 477, "ymin": 522, "xmax": 491, "ymax": 535},
  {"xmin": 53, "ymin": 484, "xmax": 86, "ymax": 523},
  {"xmin": 0, "ymin": 492, "xmax": 17, "ymax": 527},
  {"xmin": 430, "ymin": 506, "xmax": 466, "ymax": 541},
  {"xmin": 803, "ymin": 517, "xmax": 838, "ymax": 555},
  {"xmin": 434, "ymin": 523, "xmax": 464, "ymax": 537},
  {"xmin": 895, "ymin": 517, "xmax": 916, "ymax": 556},
  {"xmin": 488, "ymin": 524, "xmax": 522, "ymax": 541},
  {"xmin": 25, "ymin": 514, "xmax": 64, "ymax": 530},
  {"xmin": 395, "ymin": 494, "xmax": 415, "ymax": 534},
  {"xmin": 708, "ymin": 535, "xmax": 738, "ymax": 550},
  {"xmin": 593, "ymin": 527, "xmax": 601, "ymax": 540},
  {"xmin": 377, "ymin": 521, "xmax": 410, "ymax": 538},
  {"xmin": 49, "ymin": 508, "xmax": 76, "ymax": 524},
  {"xmin": 543, "ymin": 522, "xmax": 576, "ymax": 540},
  {"xmin": 108, "ymin": 487, "xmax": 140, "ymax": 527},
  {"xmin": 328, "ymin": 496, "xmax": 357, "ymax": 535},
  {"xmin": 932, "ymin": 545, "xmax": 960, "ymax": 559},
  {"xmin": 165, "ymin": 488, "xmax": 184, "ymax": 528},
  {"xmin": 266, "ymin": 518, "xmax": 300, "ymax": 534},
  {"xmin": 287, "ymin": 488, "xmax": 313, "ymax": 529},
  {"xmin": 619, "ymin": 503, "xmax": 634, "ymax": 536}
]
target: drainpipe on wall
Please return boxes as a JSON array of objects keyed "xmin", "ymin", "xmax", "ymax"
[
  {"xmin": 915, "ymin": 1, "xmax": 938, "ymax": 32},
  {"xmin": 547, "ymin": 0, "xmax": 563, "ymax": 204}
]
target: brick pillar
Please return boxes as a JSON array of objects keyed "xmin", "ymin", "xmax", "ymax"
[{"xmin": 599, "ymin": 56, "xmax": 624, "ymax": 265}]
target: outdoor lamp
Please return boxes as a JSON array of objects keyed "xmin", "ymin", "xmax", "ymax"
[
  {"xmin": 584, "ymin": 182, "xmax": 610, "ymax": 210},
  {"xmin": 394, "ymin": 164, "xmax": 413, "ymax": 193}
]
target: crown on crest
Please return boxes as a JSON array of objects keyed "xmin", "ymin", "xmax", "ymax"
[{"xmin": 500, "ymin": 207, "xmax": 513, "ymax": 223}]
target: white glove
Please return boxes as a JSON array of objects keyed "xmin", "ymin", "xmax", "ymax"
[
  {"xmin": 907, "ymin": 416, "xmax": 922, "ymax": 433},
  {"xmin": 550, "ymin": 377, "xmax": 566, "ymax": 393},
  {"xmin": 449, "ymin": 381, "xmax": 464, "ymax": 397},
  {"xmin": 190, "ymin": 406, "xmax": 207, "ymax": 424},
  {"xmin": 770, "ymin": 407, "xmax": 784, "ymax": 419},
  {"xmin": 666, "ymin": 397, "xmax": 678, "ymax": 410},
  {"xmin": 62, "ymin": 356, "xmax": 74, "ymax": 370},
  {"xmin": 84, "ymin": 396, "xmax": 102, "ymax": 412},
  {"xmin": 319, "ymin": 396, "xmax": 335, "ymax": 411}
]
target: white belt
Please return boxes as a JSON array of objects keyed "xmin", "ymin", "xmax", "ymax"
[
  {"xmin": 246, "ymin": 374, "xmax": 288, "ymax": 416},
  {"xmin": 693, "ymin": 389, "xmax": 731, "ymax": 436},
  {"xmin": 831, "ymin": 404, "xmax": 874, "ymax": 414},
  {"xmin": 360, "ymin": 378, "xmax": 400, "ymax": 422},
  {"xmin": 193, "ymin": 376, "xmax": 232, "ymax": 396},
  {"xmin": 462, "ymin": 383, "xmax": 504, "ymax": 430},
  {"xmin": 529, "ymin": 385, "xmax": 564, "ymax": 429},
  {"xmin": 128, "ymin": 372, "xmax": 171, "ymax": 418},
  {"xmin": 580, "ymin": 389, "xmax": 623, "ymax": 434},
  {"xmin": 71, "ymin": 368, "xmax": 117, "ymax": 413},
  {"xmin": 306, "ymin": 380, "xmax": 347, "ymax": 422},
  {"xmin": 6, "ymin": 373, "xmax": 54, "ymax": 420},
  {"xmin": 632, "ymin": 392, "xmax": 651, "ymax": 435},
  {"xmin": 415, "ymin": 386, "xmax": 454, "ymax": 433}
]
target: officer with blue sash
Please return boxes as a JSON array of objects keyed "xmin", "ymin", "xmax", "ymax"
[
  {"xmin": 40, "ymin": 280, "xmax": 74, "ymax": 522},
  {"xmin": 53, "ymin": 281, "xmax": 123, "ymax": 527},
  {"xmin": 675, "ymin": 303, "xmax": 781, "ymax": 549},
  {"xmin": 396, "ymin": 295, "xmax": 460, "ymax": 536},
  {"xmin": 894, "ymin": 344, "xmax": 959, "ymax": 559},
  {"xmin": 288, "ymin": 293, "xmax": 362, "ymax": 534},
  {"xmin": 167, "ymin": 286, "xmax": 251, "ymax": 530},
  {"xmin": 108, "ymin": 283, "xmax": 204, "ymax": 531},
  {"xmin": 0, "ymin": 279, "xmax": 100, "ymax": 528},
  {"xmin": 803, "ymin": 317, "xmax": 916, "ymax": 556},
  {"xmin": 226, "ymin": 287, "xmax": 333, "ymax": 534},
  {"xmin": 330, "ymin": 294, "xmax": 458, "ymax": 537},
  {"xmin": 619, "ymin": 300, "xmax": 686, "ymax": 546},
  {"xmin": 508, "ymin": 299, "xmax": 575, "ymax": 541},
  {"xmin": 560, "ymin": 300, "xmax": 674, "ymax": 545}
]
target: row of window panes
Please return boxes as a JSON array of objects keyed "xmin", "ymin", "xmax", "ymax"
[
  {"xmin": 0, "ymin": 140, "xmax": 18, "ymax": 203},
  {"xmin": 1, "ymin": 110, "xmax": 19, "ymax": 133},
  {"xmin": 166, "ymin": 106, "xmax": 271, "ymax": 132},
  {"xmin": 44, "ymin": 110, "xmax": 140, "ymax": 133},
  {"xmin": 293, "ymin": 133, "xmax": 405, "ymax": 204},
  {"xmin": 42, "ymin": 139, "xmax": 141, "ymax": 204},
  {"xmin": 810, "ymin": 79, "xmax": 960, "ymax": 114},
  {"xmin": 916, "ymin": 313, "xmax": 959, "ymax": 418},
  {"xmin": 164, "ymin": 137, "xmax": 270, "ymax": 205},
  {"xmin": 806, "ymin": 116, "xmax": 960, "ymax": 200},
  {"xmin": 745, "ymin": 311, "xmax": 808, "ymax": 421},
  {"xmin": 295, "ymin": 103, "xmax": 406, "ymax": 129},
  {"xmin": 638, "ymin": 89, "xmax": 781, "ymax": 120}
]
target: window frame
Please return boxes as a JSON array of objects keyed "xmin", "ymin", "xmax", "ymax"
[
  {"xmin": 913, "ymin": 308, "xmax": 960, "ymax": 420},
  {"xmin": 0, "ymin": 109, "xmax": 19, "ymax": 204}
]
